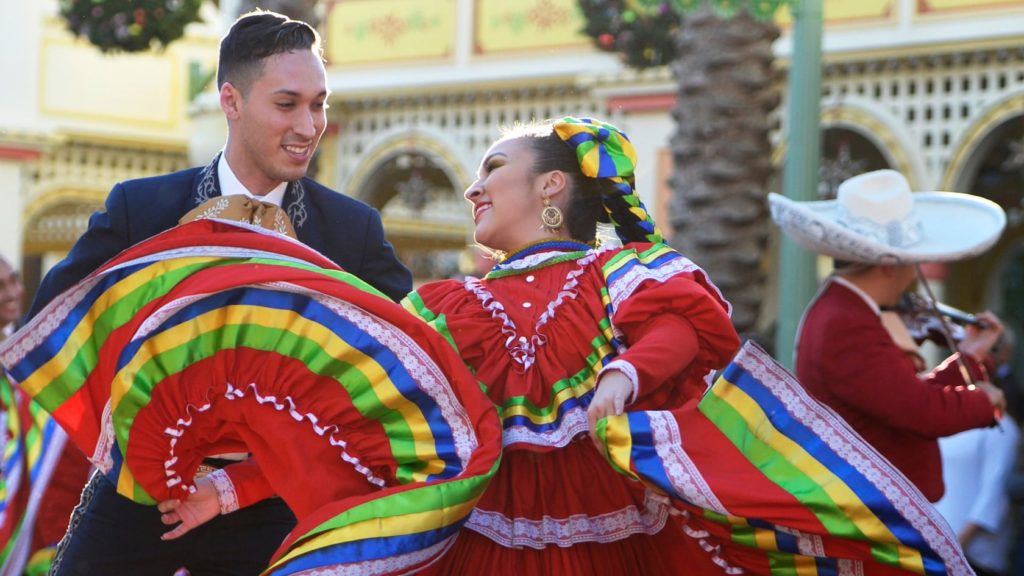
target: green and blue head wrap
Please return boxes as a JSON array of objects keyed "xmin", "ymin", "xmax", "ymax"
[{"xmin": 553, "ymin": 117, "xmax": 663, "ymax": 245}]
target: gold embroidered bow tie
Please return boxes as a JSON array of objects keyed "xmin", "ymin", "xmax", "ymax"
[{"xmin": 179, "ymin": 195, "xmax": 297, "ymax": 239}]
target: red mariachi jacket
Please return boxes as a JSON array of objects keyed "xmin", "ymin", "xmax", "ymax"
[{"xmin": 795, "ymin": 279, "xmax": 995, "ymax": 502}]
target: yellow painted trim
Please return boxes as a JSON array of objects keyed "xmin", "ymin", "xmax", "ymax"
[
  {"xmin": 382, "ymin": 217, "xmax": 467, "ymax": 240},
  {"xmin": 22, "ymin": 241, "xmax": 75, "ymax": 255},
  {"xmin": 23, "ymin": 187, "xmax": 108, "ymax": 225},
  {"xmin": 773, "ymin": 35, "xmax": 1024, "ymax": 69},
  {"xmin": 471, "ymin": 43, "xmax": 594, "ymax": 58},
  {"xmin": 323, "ymin": 0, "xmax": 457, "ymax": 67},
  {"xmin": 37, "ymin": 35, "xmax": 182, "ymax": 130},
  {"xmin": 912, "ymin": 0, "xmax": 1024, "ymax": 22},
  {"xmin": 942, "ymin": 93, "xmax": 1024, "ymax": 190},
  {"xmin": 810, "ymin": 35, "xmax": 1024, "ymax": 67},
  {"xmin": 55, "ymin": 130, "xmax": 188, "ymax": 152},
  {"xmin": 323, "ymin": 53, "xmax": 457, "ymax": 71},
  {"xmin": 775, "ymin": 0, "xmax": 899, "ymax": 32},
  {"xmin": 333, "ymin": 75, "xmax": 579, "ymax": 102},
  {"xmin": 473, "ymin": 0, "xmax": 591, "ymax": 55},
  {"xmin": 316, "ymin": 133, "xmax": 339, "ymax": 188}
]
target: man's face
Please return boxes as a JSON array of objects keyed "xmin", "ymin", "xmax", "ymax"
[
  {"xmin": 0, "ymin": 260, "xmax": 24, "ymax": 328},
  {"xmin": 883, "ymin": 263, "xmax": 919, "ymax": 307},
  {"xmin": 222, "ymin": 49, "xmax": 329, "ymax": 195}
]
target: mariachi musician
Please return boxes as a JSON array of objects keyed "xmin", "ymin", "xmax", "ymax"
[{"xmin": 770, "ymin": 169, "xmax": 1007, "ymax": 502}]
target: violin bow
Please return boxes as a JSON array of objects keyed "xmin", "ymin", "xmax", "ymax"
[{"xmin": 912, "ymin": 265, "xmax": 984, "ymax": 386}]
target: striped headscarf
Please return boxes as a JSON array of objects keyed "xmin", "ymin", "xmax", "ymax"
[{"xmin": 553, "ymin": 117, "xmax": 663, "ymax": 245}]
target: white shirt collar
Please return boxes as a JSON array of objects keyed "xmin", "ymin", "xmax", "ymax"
[
  {"xmin": 217, "ymin": 153, "xmax": 287, "ymax": 207},
  {"xmin": 830, "ymin": 275, "xmax": 881, "ymax": 316}
]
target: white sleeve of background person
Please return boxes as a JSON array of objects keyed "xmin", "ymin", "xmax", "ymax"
[{"xmin": 966, "ymin": 418, "xmax": 1019, "ymax": 532}]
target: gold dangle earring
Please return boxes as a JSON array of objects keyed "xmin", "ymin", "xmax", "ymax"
[{"xmin": 540, "ymin": 197, "xmax": 564, "ymax": 234}]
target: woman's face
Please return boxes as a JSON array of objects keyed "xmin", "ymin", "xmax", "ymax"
[{"xmin": 464, "ymin": 137, "xmax": 551, "ymax": 253}]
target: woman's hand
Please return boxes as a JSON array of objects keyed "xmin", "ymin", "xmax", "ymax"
[
  {"xmin": 587, "ymin": 370, "xmax": 633, "ymax": 450},
  {"xmin": 157, "ymin": 476, "xmax": 220, "ymax": 540}
]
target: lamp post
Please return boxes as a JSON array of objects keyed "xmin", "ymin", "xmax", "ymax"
[{"xmin": 775, "ymin": 0, "xmax": 823, "ymax": 369}]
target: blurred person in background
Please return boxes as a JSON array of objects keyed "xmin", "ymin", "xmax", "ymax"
[{"xmin": 0, "ymin": 255, "xmax": 22, "ymax": 337}]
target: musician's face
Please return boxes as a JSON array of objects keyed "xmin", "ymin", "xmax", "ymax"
[
  {"xmin": 887, "ymin": 264, "xmax": 918, "ymax": 305},
  {"xmin": 893, "ymin": 264, "xmax": 917, "ymax": 291}
]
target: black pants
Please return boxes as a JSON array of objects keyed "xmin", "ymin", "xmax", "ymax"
[{"xmin": 51, "ymin": 472, "xmax": 296, "ymax": 576}]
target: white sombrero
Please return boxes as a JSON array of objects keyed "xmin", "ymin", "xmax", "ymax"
[{"xmin": 769, "ymin": 169, "xmax": 1006, "ymax": 264}]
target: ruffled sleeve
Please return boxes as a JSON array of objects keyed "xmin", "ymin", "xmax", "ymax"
[
  {"xmin": 599, "ymin": 243, "xmax": 740, "ymax": 405},
  {"xmin": 403, "ymin": 279, "xmax": 488, "ymax": 368}
]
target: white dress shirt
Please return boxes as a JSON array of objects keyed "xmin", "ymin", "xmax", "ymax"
[
  {"xmin": 217, "ymin": 153, "xmax": 287, "ymax": 207},
  {"xmin": 934, "ymin": 417, "xmax": 1020, "ymax": 574}
]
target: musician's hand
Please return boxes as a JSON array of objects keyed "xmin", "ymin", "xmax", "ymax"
[
  {"xmin": 158, "ymin": 477, "xmax": 220, "ymax": 540},
  {"xmin": 960, "ymin": 311, "xmax": 1003, "ymax": 359},
  {"xmin": 587, "ymin": 371, "xmax": 633, "ymax": 451},
  {"xmin": 975, "ymin": 381, "xmax": 1006, "ymax": 417},
  {"xmin": 958, "ymin": 522, "xmax": 985, "ymax": 547}
]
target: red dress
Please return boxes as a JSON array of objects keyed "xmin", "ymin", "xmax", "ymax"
[{"xmin": 407, "ymin": 241, "xmax": 741, "ymax": 574}]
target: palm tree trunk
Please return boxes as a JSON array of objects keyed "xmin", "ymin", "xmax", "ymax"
[{"xmin": 669, "ymin": 5, "xmax": 780, "ymax": 340}]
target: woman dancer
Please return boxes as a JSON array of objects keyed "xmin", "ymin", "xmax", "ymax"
[{"xmin": 406, "ymin": 117, "xmax": 740, "ymax": 573}]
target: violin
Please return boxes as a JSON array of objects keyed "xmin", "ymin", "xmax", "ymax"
[
  {"xmin": 885, "ymin": 268, "xmax": 1003, "ymax": 421},
  {"xmin": 883, "ymin": 292, "xmax": 988, "ymax": 347}
]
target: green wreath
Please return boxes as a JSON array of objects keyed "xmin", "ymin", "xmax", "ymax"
[
  {"xmin": 578, "ymin": 0, "xmax": 681, "ymax": 69},
  {"xmin": 59, "ymin": 0, "xmax": 204, "ymax": 53},
  {"xmin": 578, "ymin": 0, "xmax": 789, "ymax": 69}
]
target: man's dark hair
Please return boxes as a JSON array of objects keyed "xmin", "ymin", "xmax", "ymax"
[{"xmin": 217, "ymin": 10, "xmax": 323, "ymax": 95}]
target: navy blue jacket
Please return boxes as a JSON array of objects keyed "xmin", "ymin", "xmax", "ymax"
[{"xmin": 28, "ymin": 161, "xmax": 412, "ymax": 318}]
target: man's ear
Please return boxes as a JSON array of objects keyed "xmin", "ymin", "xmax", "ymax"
[{"xmin": 220, "ymin": 82, "xmax": 242, "ymax": 119}]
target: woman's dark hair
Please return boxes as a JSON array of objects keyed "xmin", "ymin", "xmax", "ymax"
[
  {"xmin": 500, "ymin": 121, "xmax": 654, "ymax": 245},
  {"xmin": 217, "ymin": 10, "xmax": 323, "ymax": 95}
]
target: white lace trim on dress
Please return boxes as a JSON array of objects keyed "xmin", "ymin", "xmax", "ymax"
[
  {"xmin": 465, "ymin": 489, "xmax": 670, "ymax": 549},
  {"xmin": 464, "ymin": 250, "xmax": 601, "ymax": 370},
  {"xmin": 207, "ymin": 468, "xmax": 239, "ymax": 514}
]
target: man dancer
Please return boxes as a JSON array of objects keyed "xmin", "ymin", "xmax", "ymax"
[{"xmin": 31, "ymin": 11, "xmax": 411, "ymax": 575}]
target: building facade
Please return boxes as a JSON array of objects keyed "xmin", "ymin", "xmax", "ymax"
[{"xmin": 2, "ymin": 0, "xmax": 1023, "ymax": 334}]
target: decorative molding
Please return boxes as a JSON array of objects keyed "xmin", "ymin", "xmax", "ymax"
[
  {"xmin": 473, "ymin": 0, "xmax": 590, "ymax": 55},
  {"xmin": 819, "ymin": 103, "xmax": 917, "ymax": 186},
  {"xmin": 323, "ymin": 0, "xmax": 456, "ymax": 66},
  {"xmin": 22, "ymin": 138, "xmax": 189, "ymax": 254},
  {"xmin": 345, "ymin": 128, "xmax": 473, "ymax": 204},
  {"xmin": 943, "ymin": 93, "xmax": 1024, "ymax": 191}
]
